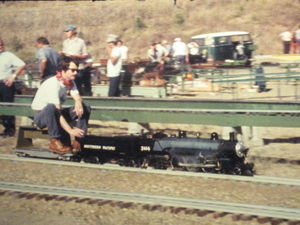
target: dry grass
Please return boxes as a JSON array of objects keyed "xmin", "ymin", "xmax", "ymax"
[{"xmin": 0, "ymin": 0, "xmax": 299, "ymax": 62}]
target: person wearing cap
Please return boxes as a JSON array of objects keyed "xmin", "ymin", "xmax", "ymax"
[
  {"xmin": 171, "ymin": 37, "xmax": 189, "ymax": 72},
  {"xmin": 0, "ymin": 38, "xmax": 26, "ymax": 137},
  {"xmin": 36, "ymin": 36, "xmax": 60, "ymax": 82},
  {"xmin": 61, "ymin": 25, "xmax": 89, "ymax": 95},
  {"xmin": 106, "ymin": 34, "xmax": 122, "ymax": 97}
]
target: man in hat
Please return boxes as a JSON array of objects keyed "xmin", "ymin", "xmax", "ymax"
[
  {"xmin": 0, "ymin": 38, "xmax": 26, "ymax": 137},
  {"xmin": 106, "ymin": 34, "xmax": 122, "ymax": 97},
  {"xmin": 61, "ymin": 25, "xmax": 89, "ymax": 95}
]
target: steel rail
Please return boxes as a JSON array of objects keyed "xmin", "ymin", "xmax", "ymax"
[
  {"xmin": 2, "ymin": 102, "xmax": 300, "ymax": 127},
  {"xmin": 14, "ymin": 95, "xmax": 300, "ymax": 110},
  {"xmin": 0, "ymin": 154, "xmax": 299, "ymax": 187},
  {"xmin": 0, "ymin": 181, "xmax": 299, "ymax": 221}
]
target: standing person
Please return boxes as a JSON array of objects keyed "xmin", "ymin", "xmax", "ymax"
[
  {"xmin": 31, "ymin": 57, "xmax": 91, "ymax": 154},
  {"xmin": 106, "ymin": 34, "xmax": 122, "ymax": 97},
  {"xmin": 0, "ymin": 38, "xmax": 25, "ymax": 137},
  {"xmin": 279, "ymin": 29, "xmax": 292, "ymax": 54},
  {"xmin": 36, "ymin": 37, "xmax": 60, "ymax": 82},
  {"xmin": 117, "ymin": 40, "xmax": 129, "ymax": 63},
  {"xmin": 61, "ymin": 25, "xmax": 89, "ymax": 95},
  {"xmin": 147, "ymin": 42, "xmax": 159, "ymax": 63},
  {"xmin": 161, "ymin": 40, "xmax": 172, "ymax": 58},
  {"xmin": 295, "ymin": 25, "xmax": 300, "ymax": 54},
  {"xmin": 171, "ymin": 37, "xmax": 189, "ymax": 72}
]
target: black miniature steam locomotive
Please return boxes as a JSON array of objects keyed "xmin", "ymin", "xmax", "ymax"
[{"xmin": 14, "ymin": 127, "xmax": 254, "ymax": 176}]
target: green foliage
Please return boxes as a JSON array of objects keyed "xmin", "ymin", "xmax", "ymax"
[
  {"xmin": 174, "ymin": 13, "xmax": 185, "ymax": 25},
  {"xmin": 135, "ymin": 17, "xmax": 147, "ymax": 30},
  {"xmin": 10, "ymin": 36, "xmax": 24, "ymax": 52}
]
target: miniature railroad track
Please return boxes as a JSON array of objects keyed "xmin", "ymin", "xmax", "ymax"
[
  {"xmin": 0, "ymin": 181, "xmax": 299, "ymax": 224},
  {"xmin": 0, "ymin": 154, "xmax": 299, "ymax": 188},
  {"xmin": 248, "ymin": 155, "xmax": 300, "ymax": 165}
]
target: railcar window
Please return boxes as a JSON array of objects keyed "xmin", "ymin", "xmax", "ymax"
[
  {"xmin": 215, "ymin": 36, "xmax": 230, "ymax": 44},
  {"xmin": 205, "ymin": 37, "xmax": 214, "ymax": 45},
  {"xmin": 231, "ymin": 35, "xmax": 251, "ymax": 42},
  {"xmin": 195, "ymin": 39, "xmax": 205, "ymax": 46}
]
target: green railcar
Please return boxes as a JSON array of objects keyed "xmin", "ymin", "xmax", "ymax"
[{"xmin": 190, "ymin": 31, "xmax": 257, "ymax": 67}]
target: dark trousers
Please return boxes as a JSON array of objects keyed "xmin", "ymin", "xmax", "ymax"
[
  {"xmin": 0, "ymin": 81, "xmax": 16, "ymax": 132},
  {"xmin": 33, "ymin": 103, "xmax": 91, "ymax": 144},
  {"xmin": 108, "ymin": 76, "xmax": 120, "ymax": 97},
  {"xmin": 75, "ymin": 68, "xmax": 92, "ymax": 96},
  {"xmin": 283, "ymin": 41, "xmax": 291, "ymax": 54}
]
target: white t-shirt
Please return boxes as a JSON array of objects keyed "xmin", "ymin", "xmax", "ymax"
[
  {"xmin": 0, "ymin": 51, "xmax": 25, "ymax": 80},
  {"xmin": 31, "ymin": 76, "xmax": 79, "ymax": 111},
  {"xmin": 119, "ymin": 45, "xmax": 128, "ymax": 61},
  {"xmin": 62, "ymin": 37, "xmax": 88, "ymax": 69},
  {"xmin": 296, "ymin": 29, "xmax": 300, "ymax": 40},
  {"xmin": 107, "ymin": 46, "xmax": 122, "ymax": 78},
  {"xmin": 172, "ymin": 41, "xmax": 188, "ymax": 56},
  {"xmin": 279, "ymin": 31, "xmax": 292, "ymax": 42}
]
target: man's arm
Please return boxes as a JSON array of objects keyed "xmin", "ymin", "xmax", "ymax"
[
  {"xmin": 72, "ymin": 92, "xmax": 84, "ymax": 117},
  {"xmin": 39, "ymin": 59, "xmax": 47, "ymax": 78},
  {"xmin": 5, "ymin": 64, "xmax": 26, "ymax": 87},
  {"xmin": 55, "ymin": 104, "xmax": 84, "ymax": 138}
]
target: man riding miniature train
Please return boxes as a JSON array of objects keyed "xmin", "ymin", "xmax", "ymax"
[{"xmin": 31, "ymin": 57, "xmax": 91, "ymax": 154}]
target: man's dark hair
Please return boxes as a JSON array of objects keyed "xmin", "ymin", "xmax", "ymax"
[
  {"xmin": 57, "ymin": 56, "xmax": 79, "ymax": 71},
  {"xmin": 36, "ymin": 37, "xmax": 50, "ymax": 45}
]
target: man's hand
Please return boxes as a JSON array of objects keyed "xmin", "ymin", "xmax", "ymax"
[
  {"xmin": 69, "ymin": 127, "xmax": 85, "ymax": 138},
  {"xmin": 74, "ymin": 101, "xmax": 84, "ymax": 117},
  {"xmin": 5, "ymin": 74, "xmax": 16, "ymax": 87}
]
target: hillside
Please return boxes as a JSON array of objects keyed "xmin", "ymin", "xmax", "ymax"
[{"xmin": 0, "ymin": 0, "xmax": 299, "ymax": 63}]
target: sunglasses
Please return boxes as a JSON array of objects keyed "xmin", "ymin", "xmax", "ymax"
[{"xmin": 68, "ymin": 68, "xmax": 78, "ymax": 73}]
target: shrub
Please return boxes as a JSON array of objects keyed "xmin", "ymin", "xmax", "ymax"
[
  {"xmin": 135, "ymin": 17, "xmax": 147, "ymax": 30},
  {"xmin": 174, "ymin": 13, "xmax": 185, "ymax": 25},
  {"xmin": 10, "ymin": 36, "xmax": 24, "ymax": 52}
]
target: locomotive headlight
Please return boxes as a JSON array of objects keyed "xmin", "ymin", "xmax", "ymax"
[{"xmin": 235, "ymin": 142, "xmax": 247, "ymax": 158}]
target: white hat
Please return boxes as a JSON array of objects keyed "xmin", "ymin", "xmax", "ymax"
[
  {"xmin": 106, "ymin": 34, "xmax": 119, "ymax": 43},
  {"xmin": 174, "ymin": 37, "xmax": 181, "ymax": 42}
]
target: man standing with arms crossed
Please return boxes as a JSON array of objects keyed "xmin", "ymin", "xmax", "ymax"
[
  {"xmin": 61, "ymin": 25, "xmax": 88, "ymax": 95},
  {"xmin": 0, "ymin": 38, "xmax": 25, "ymax": 137},
  {"xmin": 106, "ymin": 34, "xmax": 122, "ymax": 97}
]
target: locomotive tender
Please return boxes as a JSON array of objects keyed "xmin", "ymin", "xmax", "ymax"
[{"xmin": 14, "ymin": 127, "xmax": 254, "ymax": 176}]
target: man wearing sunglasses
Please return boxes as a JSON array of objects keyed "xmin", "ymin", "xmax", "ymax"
[{"xmin": 31, "ymin": 57, "xmax": 91, "ymax": 154}]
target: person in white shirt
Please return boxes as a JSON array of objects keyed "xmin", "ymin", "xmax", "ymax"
[
  {"xmin": 106, "ymin": 34, "xmax": 122, "ymax": 97},
  {"xmin": 117, "ymin": 40, "xmax": 128, "ymax": 62},
  {"xmin": 295, "ymin": 26, "xmax": 300, "ymax": 54},
  {"xmin": 171, "ymin": 37, "xmax": 189, "ymax": 71},
  {"xmin": 0, "ymin": 38, "xmax": 25, "ymax": 137},
  {"xmin": 31, "ymin": 57, "xmax": 91, "ymax": 154},
  {"xmin": 61, "ymin": 25, "xmax": 89, "ymax": 95},
  {"xmin": 279, "ymin": 29, "xmax": 292, "ymax": 54}
]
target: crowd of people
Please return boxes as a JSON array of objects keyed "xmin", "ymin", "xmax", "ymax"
[
  {"xmin": 279, "ymin": 26, "xmax": 300, "ymax": 54},
  {"xmin": 2, "ymin": 24, "xmax": 300, "ymax": 152}
]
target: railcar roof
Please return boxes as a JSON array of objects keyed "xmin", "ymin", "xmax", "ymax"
[{"xmin": 191, "ymin": 31, "xmax": 250, "ymax": 39}]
